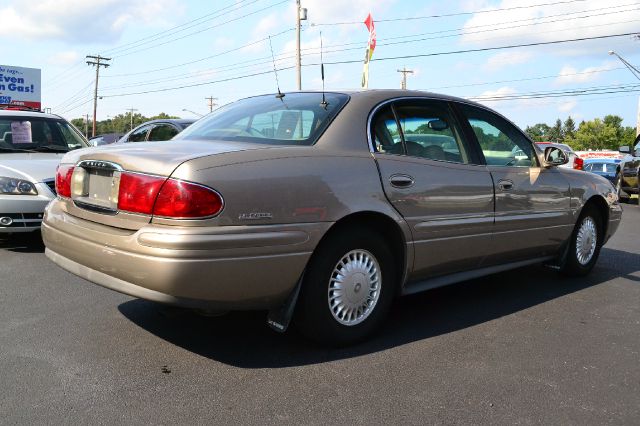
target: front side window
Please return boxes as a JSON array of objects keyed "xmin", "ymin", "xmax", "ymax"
[
  {"xmin": 459, "ymin": 104, "xmax": 536, "ymax": 167},
  {"xmin": 0, "ymin": 117, "xmax": 87, "ymax": 152},
  {"xmin": 175, "ymin": 92, "xmax": 349, "ymax": 146}
]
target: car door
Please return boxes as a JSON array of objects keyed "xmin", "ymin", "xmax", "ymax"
[
  {"xmin": 148, "ymin": 123, "xmax": 180, "ymax": 142},
  {"xmin": 456, "ymin": 103, "xmax": 572, "ymax": 264},
  {"xmin": 370, "ymin": 99, "xmax": 494, "ymax": 281}
]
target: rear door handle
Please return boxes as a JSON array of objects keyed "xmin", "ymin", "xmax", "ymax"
[
  {"xmin": 498, "ymin": 179, "xmax": 514, "ymax": 191},
  {"xmin": 389, "ymin": 174, "xmax": 415, "ymax": 188}
]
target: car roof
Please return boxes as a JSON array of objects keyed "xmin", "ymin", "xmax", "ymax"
[
  {"xmin": 0, "ymin": 110, "xmax": 66, "ymax": 120},
  {"xmin": 139, "ymin": 118, "xmax": 197, "ymax": 126}
]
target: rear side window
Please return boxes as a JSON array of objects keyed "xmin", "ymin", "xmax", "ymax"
[
  {"xmin": 127, "ymin": 125, "xmax": 151, "ymax": 142},
  {"xmin": 370, "ymin": 100, "xmax": 469, "ymax": 164},
  {"xmin": 148, "ymin": 124, "xmax": 179, "ymax": 141},
  {"xmin": 175, "ymin": 92, "xmax": 349, "ymax": 146}
]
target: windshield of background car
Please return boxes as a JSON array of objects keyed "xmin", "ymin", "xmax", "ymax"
[
  {"xmin": 0, "ymin": 116, "xmax": 88, "ymax": 153},
  {"xmin": 174, "ymin": 93, "xmax": 349, "ymax": 146}
]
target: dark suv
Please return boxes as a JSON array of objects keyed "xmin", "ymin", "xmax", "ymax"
[{"xmin": 617, "ymin": 135, "xmax": 640, "ymax": 203}]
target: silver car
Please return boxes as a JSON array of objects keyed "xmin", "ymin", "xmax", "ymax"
[
  {"xmin": 0, "ymin": 108, "xmax": 88, "ymax": 233},
  {"xmin": 42, "ymin": 91, "xmax": 621, "ymax": 345}
]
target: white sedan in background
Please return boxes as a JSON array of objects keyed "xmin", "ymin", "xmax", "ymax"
[{"xmin": 0, "ymin": 108, "xmax": 88, "ymax": 233}]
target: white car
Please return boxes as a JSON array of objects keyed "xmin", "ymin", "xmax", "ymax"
[{"xmin": 0, "ymin": 107, "xmax": 88, "ymax": 233}]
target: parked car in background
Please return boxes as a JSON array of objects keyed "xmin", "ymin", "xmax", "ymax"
[
  {"xmin": 0, "ymin": 106, "xmax": 88, "ymax": 233},
  {"xmin": 116, "ymin": 119, "xmax": 196, "ymax": 144},
  {"xmin": 617, "ymin": 135, "xmax": 640, "ymax": 203},
  {"xmin": 536, "ymin": 141, "xmax": 582, "ymax": 170},
  {"xmin": 89, "ymin": 133, "xmax": 124, "ymax": 147},
  {"xmin": 43, "ymin": 90, "xmax": 621, "ymax": 345},
  {"xmin": 583, "ymin": 158, "xmax": 620, "ymax": 184}
]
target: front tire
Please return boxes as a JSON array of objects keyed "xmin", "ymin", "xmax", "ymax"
[
  {"xmin": 560, "ymin": 207, "xmax": 603, "ymax": 277},
  {"xmin": 295, "ymin": 228, "xmax": 396, "ymax": 346}
]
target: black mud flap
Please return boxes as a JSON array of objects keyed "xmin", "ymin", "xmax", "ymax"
[
  {"xmin": 267, "ymin": 274, "xmax": 303, "ymax": 333},
  {"xmin": 544, "ymin": 240, "xmax": 570, "ymax": 271}
]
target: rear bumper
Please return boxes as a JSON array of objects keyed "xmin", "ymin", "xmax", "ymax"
[{"xmin": 42, "ymin": 200, "xmax": 330, "ymax": 310}]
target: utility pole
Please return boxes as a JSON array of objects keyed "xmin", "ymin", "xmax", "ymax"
[
  {"xmin": 205, "ymin": 96, "xmax": 218, "ymax": 113},
  {"xmin": 397, "ymin": 67, "xmax": 414, "ymax": 90},
  {"xmin": 295, "ymin": 0, "xmax": 307, "ymax": 90},
  {"xmin": 86, "ymin": 55, "xmax": 111, "ymax": 138},
  {"xmin": 126, "ymin": 108, "xmax": 138, "ymax": 131},
  {"xmin": 609, "ymin": 50, "xmax": 640, "ymax": 136}
]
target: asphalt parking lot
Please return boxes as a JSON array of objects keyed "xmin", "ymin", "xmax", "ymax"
[{"xmin": 1, "ymin": 206, "xmax": 639, "ymax": 425}]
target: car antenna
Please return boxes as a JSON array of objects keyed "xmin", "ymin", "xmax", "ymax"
[
  {"xmin": 319, "ymin": 31, "xmax": 328, "ymax": 109},
  {"xmin": 268, "ymin": 36, "xmax": 285, "ymax": 99}
]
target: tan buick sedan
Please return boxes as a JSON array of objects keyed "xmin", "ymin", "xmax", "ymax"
[{"xmin": 43, "ymin": 90, "xmax": 622, "ymax": 345}]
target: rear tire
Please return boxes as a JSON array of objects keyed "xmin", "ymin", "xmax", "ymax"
[
  {"xmin": 295, "ymin": 227, "xmax": 396, "ymax": 346},
  {"xmin": 560, "ymin": 206, "xmax": 603, "ymax": 277}
]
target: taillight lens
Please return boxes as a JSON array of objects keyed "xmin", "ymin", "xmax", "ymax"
[
  {"xmin": 55, "ymin": 165, "xmax": 75, "ymax": 198},
  {"xmin": 117, "ymin": 173, "xmax": 166, "ymax": 215},
  {"xmin": 117, "ymin": 172, "xmax": 223, "ymax": 218},
  {"xmin": 574, "ymin": 157, "xmax": 584, "ymax": 170},
  {"xmin": 154, "ymin": 179, "xmax": 223, "ymax": 218}
]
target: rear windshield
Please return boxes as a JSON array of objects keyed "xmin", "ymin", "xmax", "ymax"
[
  {"xmin": 175, "ymin": 92, "xmax": 349, "ymax": 146},
  {"xmin": 0, "ymin": 116, "xmax": 88, "ymax": 153},
  {"xmin": 588, "ymin": 162, "xmax": 617, "ymax": 173}
]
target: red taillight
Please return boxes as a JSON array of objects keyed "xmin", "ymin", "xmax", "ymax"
[
  {"xmin": 55, "ymin": 165, "xmax": 74, "ymax": 198},
  {"xmin": 117, "ymin": 173, "xmax": 166, "ymax": 215},
  {"xmin": 574, "ymin": 157, "xmax": 584, "ymax": 170},
  {"xmin": 117, "ymin": 172, "xmax": 223, "ymax": 218},
  {"xmin": 154, "ymin": 179, "xmax": 223, "ymax": 218}
]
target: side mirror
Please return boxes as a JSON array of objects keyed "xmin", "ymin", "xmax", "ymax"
[
  {"xmin": 543, "ymin": 146, "xmax": 568, "ymax": 167},
  {"xmin": 619, "ymin": 145, "xmax": 630, "ymax": 154},
  {"xmin": 427, "ymin": 119, "xmax": 449, "ymax": 131}
]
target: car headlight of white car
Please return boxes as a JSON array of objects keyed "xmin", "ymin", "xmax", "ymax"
[{"xmin": 0, "ymin": 176, "xmax": 38, "ymax": 195}]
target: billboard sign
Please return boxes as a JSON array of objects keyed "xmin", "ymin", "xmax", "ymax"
[{"xmin": 0, "ymin": 65, "xmax": 41, "ymax": 110}]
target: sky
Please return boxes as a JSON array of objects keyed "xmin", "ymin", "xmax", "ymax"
[{"xmin": 2, "ymin": 0, "xmax": 640, "ymax": 129}]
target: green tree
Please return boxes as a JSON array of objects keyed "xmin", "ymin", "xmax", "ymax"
[
  {"xmin": 564, "ymin": 115, "xmax": 635, "ymax": 150},
  {"xmin": 525, "ymin": 123, "xmax": 551, "ymax": 141},
  {"xmin": 563, "ymin": 116, "xmax": 576, "ymax": 140},
  {"xmin": 547, "ymin": 118, "xmax": 563, "ymax": 143}
]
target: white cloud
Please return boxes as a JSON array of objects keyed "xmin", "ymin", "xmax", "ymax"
[
  {"xmin": 0, "ymin": 0, "xmax": 180, "ymax": 43},
  {"xmin": 460, "ymin": 0, "xmax": 640, "ymax": 56},
  {"xmin": 554, "ymin": 61, "xmax": 617, "ymax": 85},
  {"xmin": 48, "ymin": 51, "xmax": 79, "ymax": 66},
  {"xmin": 483, "ymin": 51, "xmax": 534, "ymax": 71},
  {"xmin": 473, "ymin": 86, "xmax": 517, "ymax": 101},
  {"xmin": 558, "ymin": 100, "xmax": 577, "ymax": 112}
]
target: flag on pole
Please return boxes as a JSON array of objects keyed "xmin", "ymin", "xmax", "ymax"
[{"xmin": 361, "ymin": 13, "xmax": 376, "ymax": 89}]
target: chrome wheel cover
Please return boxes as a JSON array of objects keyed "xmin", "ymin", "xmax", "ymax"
[
  {"xmin": 576, "ymin": 216, "xmax": 597, "ymax": 266},
  {"xmin": 328, "ymin": 249, "xmax": 381, "ymax": 326}
]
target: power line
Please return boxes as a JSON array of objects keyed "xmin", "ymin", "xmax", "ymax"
[
  {"xmin": 99, "ymin": 31, "xmax": 639, "ymax": 98},
  {"xmin": 110, "ymin": 0, "xmax": 289, "ymax": 59},
  {"xmin": 98, "ymin": 3, "xmax": 635, "ymax": 89},
  {"xmin": 103, "ymin": 27, "xmax": 294, "ymax": 78},
  {"xmin": 100, "ymin": 0, "xmax": 260, "ymax": 55},
  {"xmin": 310, "ymin": 0, "xmax": 588, "ymax": 26}
]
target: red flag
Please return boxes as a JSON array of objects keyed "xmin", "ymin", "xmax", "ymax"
[{"xmin": 364, "ymin": 13, "xmax": 376, "ymax": 53}]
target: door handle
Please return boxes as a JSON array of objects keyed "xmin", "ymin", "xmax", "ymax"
[
  {"xmin": 389, "ymin": 174, "xmax": 415, "ymax": 188},
  {"xmin": 498, "ymin": 179, "xmax": 514, "ymax": 191}
]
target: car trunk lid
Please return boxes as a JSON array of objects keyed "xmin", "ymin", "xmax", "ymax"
[{"xmin": 58, "ymin": 140, "xmax": 266, "ymax": 230}]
